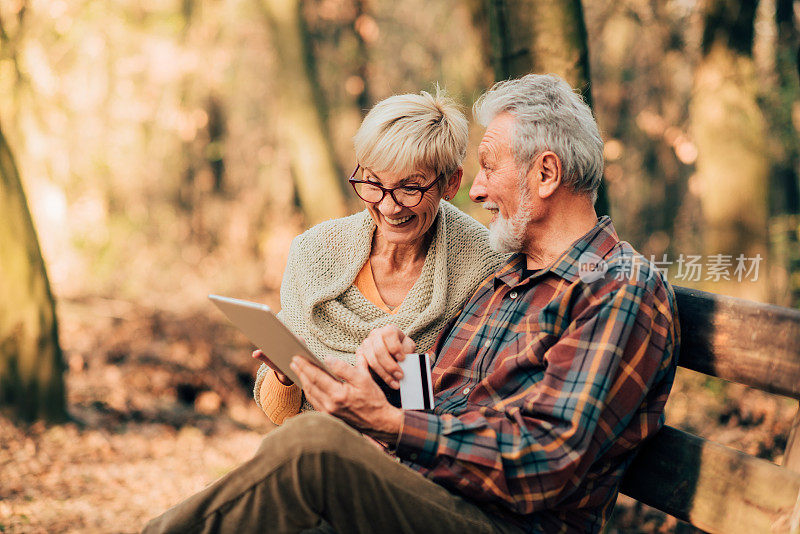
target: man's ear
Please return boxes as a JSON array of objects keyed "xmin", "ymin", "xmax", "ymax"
[
  {"xmin": 444, "ymin": 168, "xmax": 463, "ymax": 200},
  {"xmin": 528, "ymin": 152, "xmax": 561, "ymax": 199}
]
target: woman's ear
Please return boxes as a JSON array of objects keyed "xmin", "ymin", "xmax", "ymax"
[{"xmin": 444, "ymin": 168, "xmax": 463, "ymax": 201}]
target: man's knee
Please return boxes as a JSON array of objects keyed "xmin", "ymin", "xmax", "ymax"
[{"xmin": 257, "ymin": 412, "xmax": 361, "ymax": 460}]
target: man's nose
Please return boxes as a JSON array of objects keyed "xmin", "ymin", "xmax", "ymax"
[{"xmin": 469, "ymin": 170, "xmax": 487, "ymax": 204}]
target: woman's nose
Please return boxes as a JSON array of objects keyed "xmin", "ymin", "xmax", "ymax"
[{"xmin": 377, "ymin": 193, "xmax": 403, "ymax": 214}]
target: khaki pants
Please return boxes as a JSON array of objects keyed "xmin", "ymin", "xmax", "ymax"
[{"xmin": 142, "ymin": 412, "xmax": 524, "ymax": 534}]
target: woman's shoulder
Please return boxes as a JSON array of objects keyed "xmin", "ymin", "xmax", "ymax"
[
  {"xmin": 281, "ymin": 210, "xmax": 373, "ymax": 304},
  {"xmin": 440, "ymin": 201, "xmax": 507, "ymax": 267},
  {"xmin": 289, "ymin": 210, "xmax": 373, "ymax": 262},
  {"xmin": 441, "ymin": 201, "xmax": 489, "ymax": 237}
]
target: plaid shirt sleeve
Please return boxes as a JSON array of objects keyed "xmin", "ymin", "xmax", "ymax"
[{"xmin": 395, "ymin": 276, "xmax": 675, "ymax": 515}]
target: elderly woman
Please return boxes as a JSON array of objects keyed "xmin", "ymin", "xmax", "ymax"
[{"xmin": 253, "ymin": 90, "xmax": 506, "ymax": 425}]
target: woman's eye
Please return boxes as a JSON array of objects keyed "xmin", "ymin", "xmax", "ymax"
[{"xmin": 400, "ymin": 187, "xmax": 419, "ymax": 195}]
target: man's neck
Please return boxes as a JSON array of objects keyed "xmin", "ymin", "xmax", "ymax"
[{"xmin": 523, "ymin": 201, "xmax": 599, "ymax": 271}]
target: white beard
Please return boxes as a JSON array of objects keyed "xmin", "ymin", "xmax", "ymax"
[{"xmin": 485, "ymin": 201, "xmax": 531, "ymax": 253}]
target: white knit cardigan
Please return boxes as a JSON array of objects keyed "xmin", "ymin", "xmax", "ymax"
[{"xmin": 253, "ymin": 201, "xmax": 508, "ymax": 411}]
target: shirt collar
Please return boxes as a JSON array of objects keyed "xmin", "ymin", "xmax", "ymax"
[{"xmin": 495, "ymin": 215, "xmax": 620, "ymax": 288}]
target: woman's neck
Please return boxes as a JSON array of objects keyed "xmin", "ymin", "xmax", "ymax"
[
  {"xmin": 368, "ymin": 230, "xmax": 434, "ymax": 308},
  {"xmin": 370, "ymin": 230, "xmax": 432, "ymax": 270}
]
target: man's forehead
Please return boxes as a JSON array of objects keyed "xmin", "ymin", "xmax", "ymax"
[{"xmin": 479, "ymin": 113, "xmax": 515, "ymax": 156}]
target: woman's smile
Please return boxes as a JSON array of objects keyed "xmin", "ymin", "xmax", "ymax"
[{"xmin": 384, "ymin": 214, "xmax": 415, "ymax": 226}]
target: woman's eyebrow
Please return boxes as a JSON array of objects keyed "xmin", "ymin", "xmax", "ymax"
[
  {"xmin": 364, "ymin": 170, "xmax": 427, "ymax": 185},
  {"xmin": 363, "ymin": 169, "xmax": 382, "ymax": 182},
  {"xmin": 399, "ymin": 173, "xmax": 426, "ymax": 185}
]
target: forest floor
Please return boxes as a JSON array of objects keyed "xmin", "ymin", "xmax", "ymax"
[{"xmin": 1, "ymin": 295, "xmax": 798, "ymax": 533}]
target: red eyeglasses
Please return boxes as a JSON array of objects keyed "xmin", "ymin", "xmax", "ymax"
[{"xmin": 348, "ymin": 164, "xmax": 443, "ymax": 208}]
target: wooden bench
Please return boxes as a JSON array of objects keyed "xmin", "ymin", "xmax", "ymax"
[{"xmin": 620, "ymin": 286, "xmax": 800, "ymax": 533}]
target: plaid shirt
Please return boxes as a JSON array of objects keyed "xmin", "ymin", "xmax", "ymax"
[{"xmin": 395, "ymin": 216, "xmax": 679, "ymax": 533}]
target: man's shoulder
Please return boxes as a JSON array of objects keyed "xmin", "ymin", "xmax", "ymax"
[
  {"xmin": 602, "ymin": 241, "xmax": 672, "ymax": 292},
  {"xmin": 567, "ymin": 239, "xmax": 677, "ymax": 322}
]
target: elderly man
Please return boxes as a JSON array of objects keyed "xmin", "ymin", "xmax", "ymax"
[{"xmin": 143, "ymin": 74, "xmax": 679, "ymax": 534}]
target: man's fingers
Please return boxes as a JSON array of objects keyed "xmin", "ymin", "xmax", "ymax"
[
  {"xmin": 401, "ymin": 336, "xmax": 417, "ymax": 353},
  {"xmin": 326, "ymin": 359, "xmax": 356, "ymax": 381},
  {"xmin": 293, "ymin": 357, "xmax": 344, "ymax": 393},
  {"xmin": 369, "ymin": 336, "xmax": 401, "ymax": 389},
  {"xmin": 293, "ymin": 362, "xmax": 329, "ymax": 412},
  {"xmin": 383, "ymin": 331, "xmax": 405, "ymax": 361},
  {"xmin": 377, "ymin": 334, "xmax": 406, "ymax": 380},
  {"xmin": 362, "ymin": 351, "xmax": 397, "ymax": 390},
  {"xmin": 296, "ymin": 359, "xmax": 354, "ymax": 413},
  {"xmin": 300, "ymin": 380, "xmax": 328, "ymax": 413}
]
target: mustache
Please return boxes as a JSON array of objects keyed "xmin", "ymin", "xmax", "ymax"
[{"xmin": 482, "ymin": 202, "xmax": 499, "ymax": 211}]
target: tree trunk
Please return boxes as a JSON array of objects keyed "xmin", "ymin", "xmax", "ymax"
[
  {"xmin": 767, "ymin": 0, "xmax": 800, "ymax": 307},
  {"xmin": 483, "ymin": 0, "xmax": 609, "ymax": 216},
  {"xmin": 0, "ymin": 122, "xmax": 66, "ymax": 422},
  {"xmin": 691, "ymin": 0, "xmax": 769, "ymax": 301},
  {"xmin": 260, "ymin": 0, "xmax": 347, "ymax": 225}
]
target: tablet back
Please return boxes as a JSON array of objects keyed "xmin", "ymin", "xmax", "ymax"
[{"xmin": 208, "ymin": 294, "xmax": 334, "ymax": 385}]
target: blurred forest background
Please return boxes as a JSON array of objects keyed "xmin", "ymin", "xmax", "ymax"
[{"xmin": 1, "ymin": 0, "xmax": 799, "ymax": 532}]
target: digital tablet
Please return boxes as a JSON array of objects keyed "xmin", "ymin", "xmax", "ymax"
[{"xmin": 208, "ymin": 294, "xmax": 338, "ymax": 385}]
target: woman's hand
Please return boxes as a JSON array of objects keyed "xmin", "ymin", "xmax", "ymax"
[
  {"xmin": 356, "ymin": 325, "xmax": 416, "ymax": 389},
  {"xmin": 252, "ymin": 350, "xmax": 294, "ymax": 386}
]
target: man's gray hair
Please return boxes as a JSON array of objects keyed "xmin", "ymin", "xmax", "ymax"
[{"xmin": 473, "ymin": 74, "xmax": 604, "ymax": 203}]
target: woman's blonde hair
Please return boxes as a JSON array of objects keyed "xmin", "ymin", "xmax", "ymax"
[{"xmin": 353, "ymin": 88, "xmax": 468, "ymax": 183}]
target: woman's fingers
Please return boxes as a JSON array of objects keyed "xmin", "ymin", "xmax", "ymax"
[{"xmin": 252, "ymin": 350, "xmax": 293, "ymax": 385}]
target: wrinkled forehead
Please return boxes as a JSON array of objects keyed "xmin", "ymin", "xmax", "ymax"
[{"xmin": 479, "ymin": 114, "xmax": 516, "ymax": 159}]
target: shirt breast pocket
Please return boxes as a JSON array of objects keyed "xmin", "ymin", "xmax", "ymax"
[{"xmin": 500, "ymin": 312, "xmax": 551, "ymax": 368}]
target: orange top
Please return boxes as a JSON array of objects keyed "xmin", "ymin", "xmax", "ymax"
[{"xmin": 353, "ymin": 259, "xmax": 399, "ymax": 314}]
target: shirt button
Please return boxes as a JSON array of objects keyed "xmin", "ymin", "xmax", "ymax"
[
  {"xmin": 483, "ymin": 339, "xmax": 491, "ymax": 348},
  {"xmin": 509, "ymin": 291, "xmax": 518, "ymax": 299},
  {"xmin": 410, "ymin": 453, "xmax": 418, "ymax": 461},
  {"xmin": 463, "ymin": 387, "xmax": 471, "ymax": 395}
]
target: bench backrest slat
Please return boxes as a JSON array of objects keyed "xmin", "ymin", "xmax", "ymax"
[
  {"xmin": 618, "ymin": 287, "xmax": 800, "ymax": 533},
  {"xmin": 674, "ymin": 286, "xmax": 800, "ymax": 399},
  {"xmin": 620, "ymin": 425, "xmax": 800, "ymax": 533}
]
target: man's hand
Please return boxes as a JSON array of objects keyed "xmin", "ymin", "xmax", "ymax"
[
  {"xmin": 357, "ymin": 325, "xmax": 417, "ymax": 389},
  {"xmin": 290, "ymin": 355, "xmax": 404, "ymax": 444}
]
